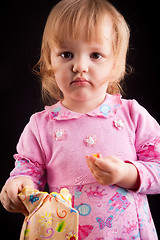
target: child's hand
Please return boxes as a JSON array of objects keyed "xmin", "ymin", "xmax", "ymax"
[
  {"xmin": 0, "ymin": 176, "xmax": 34, "ymax": 216},
  {"xmin": 86, "ymin": 154, "xmax": 139, "ymax": 190}
]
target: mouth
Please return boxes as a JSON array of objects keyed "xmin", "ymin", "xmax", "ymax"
[{"xmin": 70, "ymin": 77, "xmax": 90, "ymax": 86}]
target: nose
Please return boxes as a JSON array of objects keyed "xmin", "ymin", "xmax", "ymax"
[{"xmin": 72, "ymin": 57, "xmax": 89, "ymax": 73}]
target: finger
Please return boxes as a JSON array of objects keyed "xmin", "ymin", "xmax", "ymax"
[
  {"xmin": 7, "ymin": 183, "xmax": 25, "ymax": 209},
  {"xmin": 94, "ymin": 156, "xmax": 114, "ymax": 172},
  {"xmin": 6, "ymin": 205, "xmax": 28, "ymax": 216},
  {"xmin": 86, "ymin": 157, "xmax": 105, "ymax": 176},
  {"xmin": 20, "ymin": 177, "xmax": 34, "ymax": 190},
  {"xmin": 86, "ymin": 156, "xmax": 102, "ymax": 174},
  {"xmin": 0, "ymin": 177, "xmax": 33, "ymax": 216},
  {"xmin": 0, "ymin": 192, "xmax": 26, "ymax": 214},
  {"xmin": 86, "ymin": 155, "xmax": 109, "ymax": 172},
  {"xmin": 7, "ymin": 197, "xmax": 29, "ymax": 215},
  {"xmin": 86, "ymin": 156, "xmax": 97, "ymax": 171},
  {"xmin": 92, "ymin": 163, "xmax": 107, "ymax": 177},
  {"xmin": 89, "ymin": 163, "xmax": 109, "ymax": 185},
  {"xmin": 15, "ymin": 177, "xmax": 34, "ymax": 207}
]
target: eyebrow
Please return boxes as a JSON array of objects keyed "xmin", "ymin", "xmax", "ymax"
[
  {"xmin": 58, "ymin": 41, "xmax": 71, "ymax": 49},
  {"xmin": 58, "ymin": 42, "xmax": 104, "ymax": 50},
  {"xmin": 56, "ymin": 40, "xmax": 112, "ymax": 56}
]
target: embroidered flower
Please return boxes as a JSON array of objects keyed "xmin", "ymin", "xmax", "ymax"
[
  {"xmin": 55, "ymin": 130, "xmax": 66, "ymax": 141},
  {"xmin": 113, "ymin": 119, "xmax": 124, "ymax": 130},
  {"xmin": 51, "ymin": 106, "xmax": 61, "ymax": 118},
  {"xmin": 84, "ymin": 135, "xmax": 97, "ymax": 146},
  {"xmin": 46, "ymin": 94, "xmax": 122, "ymax": 120},
  {"xmin": 100, "ymin": 104, "xmax": 111, "ymax": 117}
]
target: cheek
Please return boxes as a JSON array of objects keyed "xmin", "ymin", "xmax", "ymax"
[
  {"xmin": 54, "ymin": 63, "xmax": 71, "ymax": 79},
  {"xmin": 54, "ymin": 71, "xmax": 71, "ymax": 94},
  {"xmin": 103, "ymin": 61, "xmax": 115, "ymax": 80},
  {"xmin": 54, "ymin": 76, "xmax": 65, "ymax": 91},
  {"xmin": 95, "ymin": 63, "xmax": 114, "ymax": 85},
  {"xmin": 94, "ymin": 69, "xmax": 114, "ymax": 92}
]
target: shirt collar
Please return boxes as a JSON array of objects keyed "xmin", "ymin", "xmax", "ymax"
[{"xmin": 45, "ymin": 94, "xmax": 122, "ymax": 120}]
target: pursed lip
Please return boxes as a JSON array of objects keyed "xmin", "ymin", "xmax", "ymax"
[{"xmin": 70, "ymin": 77, "xmax": 90, "ymax": 85}]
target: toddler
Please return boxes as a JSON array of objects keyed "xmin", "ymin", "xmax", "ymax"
[{"xmin": 1, "ymin": 0, "xmax": 160, "ymax": 239}]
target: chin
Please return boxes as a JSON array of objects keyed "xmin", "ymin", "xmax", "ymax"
[
  {"xmin": 71, "ymin": 89, "xmax": 92, "ymax": 101},
  {"xmin": 74, "ymin": 94, "xmax": 92, "ymax": 102}
]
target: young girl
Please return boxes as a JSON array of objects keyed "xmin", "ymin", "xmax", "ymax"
[{"xmin": 1, "ymin": 0, "xmax": 160, "ymax": 239}]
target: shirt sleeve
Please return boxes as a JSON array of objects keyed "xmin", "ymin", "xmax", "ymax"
[
  {"xmin": 9, "ymin": 114, "xmax": 47, "ymax": 190},
  {"xmin": 128, "ymin": 100, "xmax": 160, "ymax": 194}
]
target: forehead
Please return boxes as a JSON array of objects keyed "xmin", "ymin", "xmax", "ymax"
[
  {"xmin": 53, "ymin": 14, "xmax": 113, "ymax": 47},
  {"xmin": 98, "ymin": 15, "xmax": 113, "ymax": 42}
]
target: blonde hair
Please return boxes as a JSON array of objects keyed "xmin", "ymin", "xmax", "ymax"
[{"xmin": 35, "ymin": 0, "xmax": 130, "ymax": 104}]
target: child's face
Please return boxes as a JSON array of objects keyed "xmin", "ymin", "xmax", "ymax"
[{"xmin": 51, "ymin": 16, "xmax": 115, "ymax": 107}]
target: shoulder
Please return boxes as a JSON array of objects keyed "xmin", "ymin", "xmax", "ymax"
[
  {"xmin": 121, "ymin": 98, "xmax": 160, "ymax": 147},
  {"xmin": 20, "ymin": 109, "xmax": 53, "ymax": 137},
  {"xmin": 121, "ymin": 98, "xmax": 145, "ymax": 114},
  {"xmin": 30, "ymin": 102, "xmax": 60, "ymax": 125},
  {"xmin": 31, "ymin": 109, "xmax": 50, "ymax": 123},
  {"xmin": 121, "ymin": 98, "xmax": 156, "ymax": 122}
]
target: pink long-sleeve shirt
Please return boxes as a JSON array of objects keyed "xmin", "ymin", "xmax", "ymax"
[{"xmin": 10, "ymin": 94, "xmax": 160, "ymax": 239}]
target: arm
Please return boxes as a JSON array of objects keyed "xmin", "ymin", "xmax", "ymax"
[
  {"xmin": 0, "ymin": 113, "xmax": 47, "ymax": 214},
  {"xmin": 9, "ymin": 154, "xmax": 46, "ymax": 191},
  {"xmin": 128, "ymin": 137, "xmax": 160, "ymax": 194},
  {"xmin": 87, "ymin": 100, "xmax": 160, "ymax": 194},
  {"xmin": 9, "ymin": 114, "xmax": 47, "ymax": 190},
  {"xmin": 129, "ymin": 100, "xmax": 160, "ymax": 194}
]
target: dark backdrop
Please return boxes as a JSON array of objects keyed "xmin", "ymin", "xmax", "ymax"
[{"xmin": 0, "ymin": 1, "xmax": 159, "ymax": 239}]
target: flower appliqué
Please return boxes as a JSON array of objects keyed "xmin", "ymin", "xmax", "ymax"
[
  {"xmin": 55, "ymin": 130, "xmax": 66, "ymax": 141},
  {"xmin": 113, "ymin": 119, "xmax": 124, "ymax": 130},
  {"xmin": 84, "ymin": 135, "xmax": 97, "ymax": 147}
]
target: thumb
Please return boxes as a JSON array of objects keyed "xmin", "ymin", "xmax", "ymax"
[
  {"xmin": 18, "ymin": 177, "xmax": 34, "ymax": 193},
  {"xmin": 86, "ymin": 155, "xmax": 106, "ymax": 171},
  {"xmin": 22, "ymin": 177, "xmax": 34, "ymax": 188},
  {"xmin": 93, "ymin": 156, "xmax": 110, "ymax": 172}
]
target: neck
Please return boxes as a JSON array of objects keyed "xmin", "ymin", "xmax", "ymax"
[{"xmin": 62, "ymin": 94, "xmax": 106, "ymax": 113}]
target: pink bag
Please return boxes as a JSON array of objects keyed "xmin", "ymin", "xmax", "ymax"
[{"xmin": 19, "ymin": 186, "xmax": 79, "ymax": 240}]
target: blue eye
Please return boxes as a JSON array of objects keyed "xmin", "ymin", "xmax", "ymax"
[
  {"xmin": 61, "ymin": 52, "xmax": 73, "ymax": 59},
  {"xmin": 90, "ymin": 52, "xmax": 102, "ymax": 59}
]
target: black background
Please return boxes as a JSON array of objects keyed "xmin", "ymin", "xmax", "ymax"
[{"xmin": 0, "ymin": 1, "xmax": 159, "ymax": 239}]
